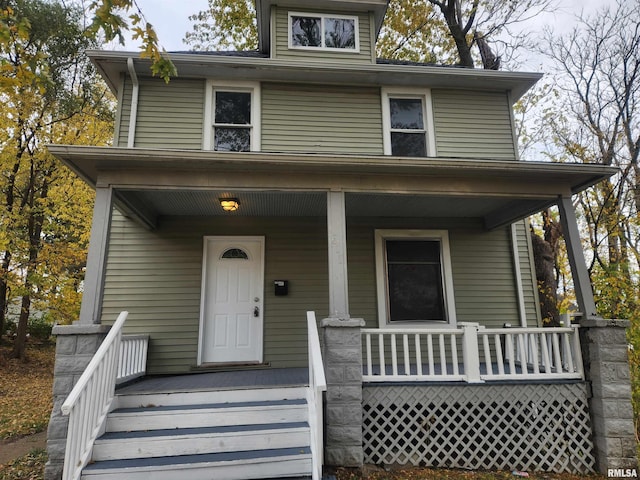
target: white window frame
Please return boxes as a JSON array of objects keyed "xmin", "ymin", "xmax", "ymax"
[
  {"xmin": 288, "ymin": 11, "xmax": 360, "ymax": 53},
  {"xmin": 375, "ymin": 229, "xmax": 457, "ymax": 329},
  {"xmin": 203, "ymin": 80, "xmax": 261, "ymax": 152},
  {"xmin": 381, "ymin": 87, "xmax": 436, "ymax": 157}
]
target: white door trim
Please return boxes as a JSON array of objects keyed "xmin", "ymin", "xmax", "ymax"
[{"xmin": 197, "ymin": 236, "xmax": 265, "ymax": 365}]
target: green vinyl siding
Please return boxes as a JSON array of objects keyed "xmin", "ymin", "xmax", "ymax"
[
  {"xmin": 116, "ymin": 77, "xmax": 132, "ymax": 147},
  {"xmin": 101, "ymin": 212, "xmax": 329, "ymax": 374},
  {"xmin": 432, "ymin": 89, "xmax": 517, "ymax": 160},
  {"xmin": 346, "ymin": 218, "xmax": 524, "ymax": 328},
  {"xmin": 116, "ymin": 78, "xmax": 205, "ymax": 149},
  {"xmin": 261, "ymin": 83, "xmax": 383, "ymax": 154},
  {"xmin": 517, "ymin": 219, "xmax": 542, "ymax": 325},
  {"xmin": 102, "ymin": 213, "xmax": 536, "ymax": 374},
  {"xmin": 450, "ymin": 227, "xmax": 521, "ymax": 324},
  {"xmin": 135, "ymin": 78, "xmax": 205, "ymax": 149},
  {"xmin": 274, "ymin": 6, "xmax": 373, "ymax": 64}
]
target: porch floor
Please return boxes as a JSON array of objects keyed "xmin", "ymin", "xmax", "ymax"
[{"xmin": 115, "ymin": 367, "xmax": 309, "ymax": 394}]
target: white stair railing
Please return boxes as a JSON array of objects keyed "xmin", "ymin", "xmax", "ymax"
[
  {"xmin": 307, "ymin": 311, "xmax": 327, "ymax": 480},
  {"xmin": 60, "ymin": 311, "xmax": 129, "ymax": 480},
  {"xmin": 362, "ymin": 323, "xmax": 583, "ymax": 383}
]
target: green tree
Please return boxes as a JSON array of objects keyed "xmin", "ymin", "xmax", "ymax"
[
  {"xmin": 185, "ymin": 0, "xmax": 257, "ymax": 51},
  {"xmin": 183, "ymin": 0, "xmax": 553, "ymax": 69},
  {"xmin": 0, "ymin": 0, "xmax": 114, "ymax": 359},
  {"xmin": 88, "ymin": 0, "xmax": 176, "ymax": 81}
]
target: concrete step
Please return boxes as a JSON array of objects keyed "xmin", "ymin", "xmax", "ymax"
[
  {"xmin": 92, "ymin": 422, "xmax": 310, "ymax": 461},
  {"xmin": 82, "ymin": 447, "xmax": 312, "ymax": 480},
  {"xmin": 106, "ymin": 398, "xmax": 307, "ymax": 431}
]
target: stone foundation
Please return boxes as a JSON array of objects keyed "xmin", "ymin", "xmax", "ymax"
[
  {"xmin": 581, "ymin": 318, "xmax": 638, "ymax": 473},
  {"xmin": 44, "ymin": 324, "xmax": 109, "ymax": 480}
]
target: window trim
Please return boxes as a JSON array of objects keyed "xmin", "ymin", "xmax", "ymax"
[
  {"xmin": 203, "ymin": 80, "xmax": 261, "ymax": 152},
  {"xmin": 375, "ymin": 229, "xmax": 457, "ymax": 329},
  {"xmin": 288, "ymin": 11, "xmax": 360, "ymax": 53},
  {"xmin": 381, "ymin": 88, "xmax": 436, "ymax": 157}
]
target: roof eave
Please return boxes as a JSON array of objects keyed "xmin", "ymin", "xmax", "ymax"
[{"xmin": 87, "ymin": 50, "xmax": 543, "ymax": 102}]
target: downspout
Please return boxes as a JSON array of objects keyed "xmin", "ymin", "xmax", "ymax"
[
  {"xmin": 127, "ymin": 57, "xmax": 139, "ymax": 148},
  {"xmin": 511, "ymin": 223, "xmax": 528, "ymax": 327}
]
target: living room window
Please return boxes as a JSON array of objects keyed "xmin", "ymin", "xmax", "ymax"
[
  {"xmin": 204, "ymin": 81, "xmax": 261, "ymax": 152},
  {"xmin": 289, "ymin": 12, "xmax": 359, "ymax": 51},
  {"xmin": 375, "ymin": 230, "xmax": 457, "ymax": 327},
  {"xmin": 382, "ymin": 88, "xmax": 435, "ymax": 157}
]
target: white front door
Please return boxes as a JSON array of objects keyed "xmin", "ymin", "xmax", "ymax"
[{"xmin": 199, "ymin": 236, "xmax": 264, "ymax": 364}]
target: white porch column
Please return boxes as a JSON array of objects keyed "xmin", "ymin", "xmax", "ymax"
[
  {"xmin": 78, "ymin": 186, "xmax": 114, "ymax": 325},
  {"xmin": 557, "ymin": 195, "xmax": 598, "ymax": 319},
  {"xmin": 327, "ymin": 191, "xmax": 349, "ymax": 319}
]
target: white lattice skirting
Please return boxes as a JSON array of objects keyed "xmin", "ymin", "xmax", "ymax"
[{"xmin": 362, "ymin": 383, "xmax": 595, "ymax": 474}]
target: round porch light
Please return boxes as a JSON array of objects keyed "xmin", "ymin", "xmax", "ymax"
[{"xmin": 219, "ymin": 198, "xmax": 240, "ymax": 212}]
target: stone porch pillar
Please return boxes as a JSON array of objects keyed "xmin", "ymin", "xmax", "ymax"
[
  {"xmin": 322, "ymin": 317, "xmax": 365, "ymax": 467},
  {"xmin": 45, "ymin": 325, "xmax": 110, "ymax": 480},
  {"xmin": 45, "ymin": 186, "xmax": 114, "ymax": 480},
  {"xmin": 558, "ymin": 195, "xmax": 637, "ymax": 471},
  {"xmin": 581, "ymin": 318, "xmax": 637, "ymax": 473}
]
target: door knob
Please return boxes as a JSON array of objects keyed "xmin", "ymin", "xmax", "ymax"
[{"xmin": 254, "ymin": 306, "xmax": 260, "ymax": 317}]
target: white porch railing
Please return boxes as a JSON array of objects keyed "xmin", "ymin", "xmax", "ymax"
[
  {"xmin": 61, "ymin": 312, "xmax": 149, "ymax": 480},
  {"xmin": 362, "ymin": 323, "xmax": 583, "ymax": 383},
  {"xmin": 116, "ymin": 334, "xmax": 149, "ymax": 385},
  {"xmin": 479, "ymin": 325, "xmax": 583, "ymax": 381},
  {"xmin": 307, "ymin": 311, "xmax": 327, "ymax": 480}
]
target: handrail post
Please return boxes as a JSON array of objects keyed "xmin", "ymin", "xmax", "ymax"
[
  {"xmin": 459, "ymin": 322, "xmax": 483, "ymax": 383},
  {"xmin": 306, "ymin": 312, "xmax": 326, "ymax": 480}
]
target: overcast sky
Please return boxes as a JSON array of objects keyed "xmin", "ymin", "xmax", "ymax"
[{"xmin": 116, "ymin": 0, "xmax": 609, "ymax": 68}]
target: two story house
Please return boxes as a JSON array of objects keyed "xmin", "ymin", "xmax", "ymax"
[{"xmin": 45, "ymin": 1, "xmax": 636, "ymax": 479}]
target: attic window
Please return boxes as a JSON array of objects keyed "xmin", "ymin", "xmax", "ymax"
[{"xmin": 289, "ymin": 12, "xmax": 359, "ymax": 51}]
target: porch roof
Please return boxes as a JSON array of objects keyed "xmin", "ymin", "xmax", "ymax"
[{"xmin": 48, "ymin": 145, "xmax": 617, "ymax": 230}]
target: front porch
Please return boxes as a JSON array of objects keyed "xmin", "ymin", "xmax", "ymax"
[
  {"xmin": 46, "ymin": 309, "xmax": 636, "ymax": 480},
  {"xmin": 45, "ymin": 146, "xmax": 636, "ymax": 478}
]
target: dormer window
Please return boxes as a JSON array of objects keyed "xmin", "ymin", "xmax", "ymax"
[{"xmin": 289, "ymin": 12, "xmax": 359, "ymax": 52}]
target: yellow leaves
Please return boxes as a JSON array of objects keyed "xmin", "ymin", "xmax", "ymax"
[
  {"xmin": 0, "ymin": 448, "xmax": 47, "ymax": 479},
  {"xmin": 0, "ymin": 344, "xmax": 54, "ymax": 441},
  {"xmin": 88, "ymin": 0, "xmax": 176, "ymax": 81}
]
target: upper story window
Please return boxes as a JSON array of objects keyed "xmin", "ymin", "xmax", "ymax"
[
  {"xmin": 289, "ymin": 12, "xmax": 359, "ymax": 52},
  {"xmin": 214, "ymin": 91, "xmax": 251, "ymax": 152},
  {"xmin": 204, "ymin": 81, "xmax": 261, "ymax": 152},
  {"xmin": 382, "ymin": 88, "xmax": 436, "ymax": 157}
]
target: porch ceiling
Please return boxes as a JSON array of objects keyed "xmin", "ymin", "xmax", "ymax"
[
  {"xmin": 48, "ymin": 145, "xmax": 617, "ymax": 230},
  {"xmin": 117, "ymin": 190, "xmax": 521, "ymax": 218}
]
